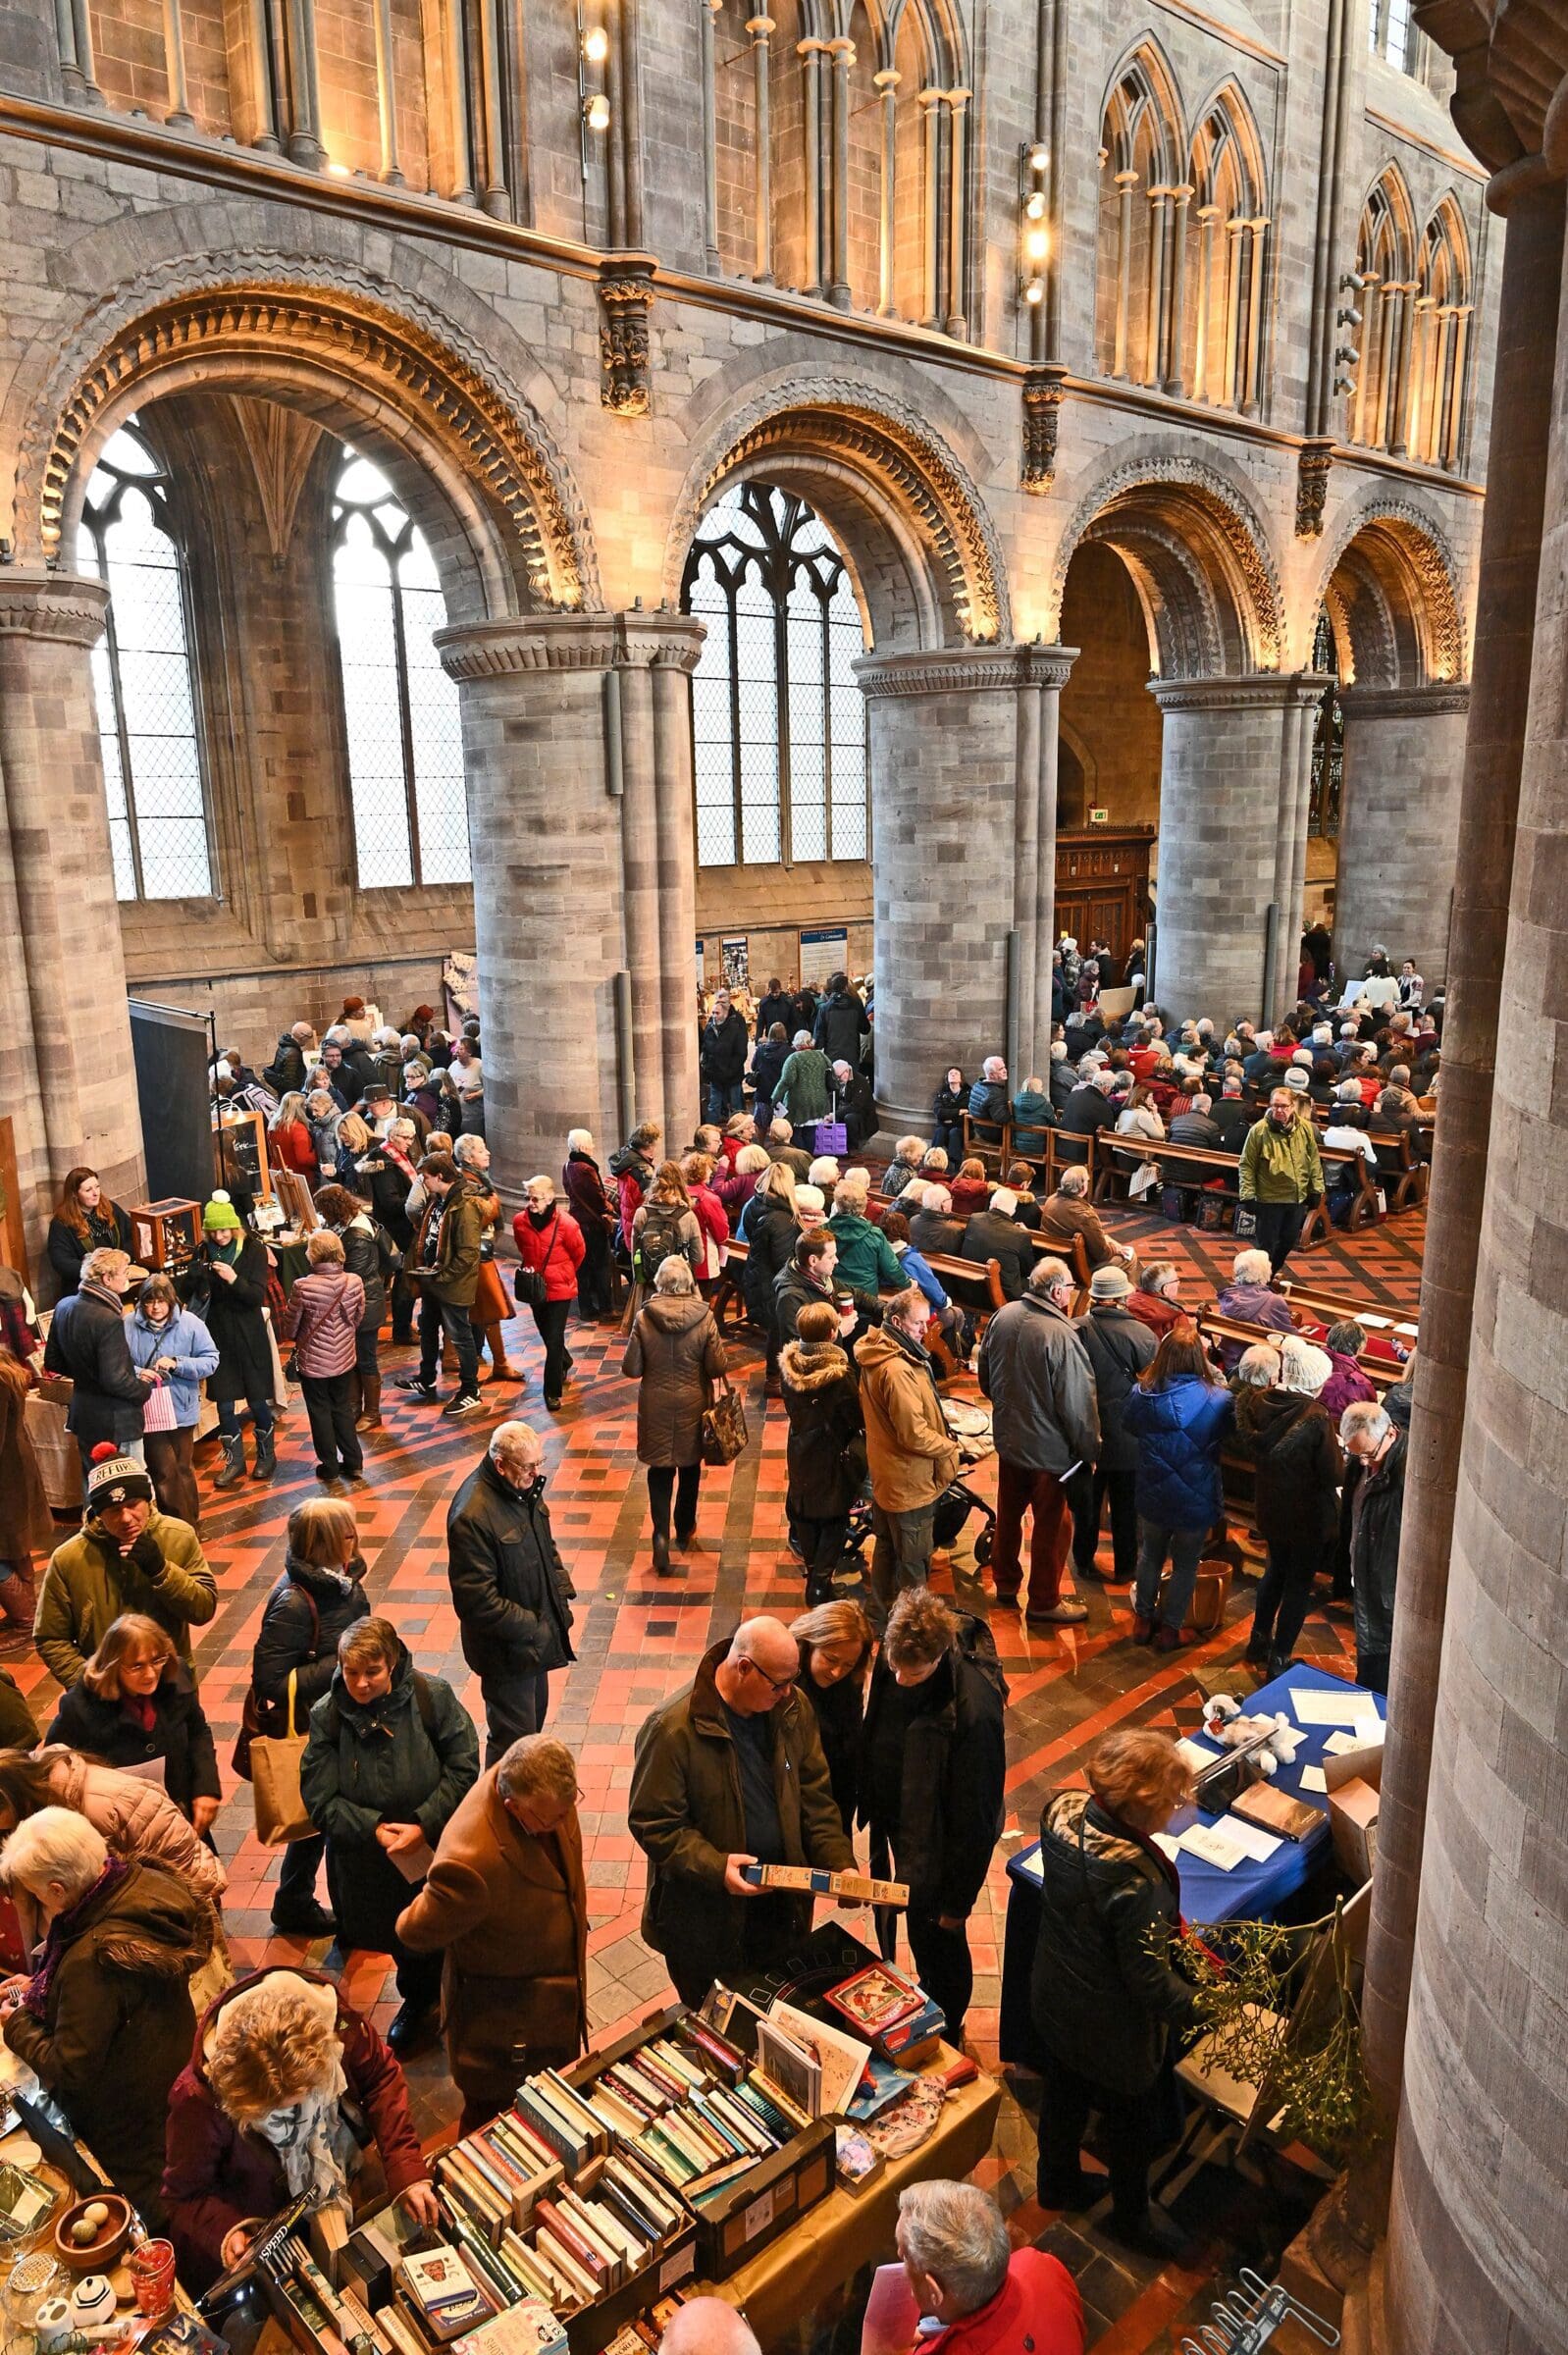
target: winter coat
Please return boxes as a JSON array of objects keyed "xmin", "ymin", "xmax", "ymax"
[
  {"xmin": 932, "ymin": 1080, "xmax": 967, "ymax": 1133},
  {"xmin": 1030, "ymin": 1789, "xmax": 1200, "ymax": 2097},
  {"xmin": 335, "ymin": 1215, "xmax": 386, "ymax": 1333},
  {"xmin": 978, "ymin": 1291, "xmax": 1100, "ymax": 1475},
  {"xmin": 0, "ymin": 1364, "xmax": 51, "ymax": 1560},
  {"xmin": 269, "ymin": 1120, "xmax": 318, "ymax": 1180},
  {"xmin": 1116, "ymin": 1101, "xmax": 1166, "ymax": 1143},
  {"xmin": 512, "ymin": 1205, "xmax": 587, "ymax": 1303},
  {"xmin": 967, "ymin": 1079, "xmax": 1010, "ymax": 1138},
  {"xmin": 562, "ymin": 1151, "xmax": 615, "ymax": 1245},
  {"xmin": 631, "ymin": 1200, "xmax": 704, "ymax": 1280},
  {"xmin": 353, "ymin": 1147, "xmax": 416, "ymax": 1248},
  {"xmin": 262, "ymin": 1031, "xmax": 307, "ymax": 1099},
  {"xmin": 1011, "ymin": 1088, "xmax": 1055, "ymax": 1153},
  {"xmin": 37, "ymin": 1509, "xmax": 216, "ymax": 1687},
  {"xmin": 909, "ymin": 1207, "xmax": 966, "ymax": 1261},
  {"xmin": 831, "ymin": 1067, "xmax": 876, "ymax": 1149},
  {"xmin": 300, "ymin": 1647, "xmax": 479, "ymax": 1953},
  {"xmin": 1076, "ymin": 1303, "xmax": 1158, "ymax": 1470},
  {"xmin": 1056, "ymin": 1085, "xmax": 1117, "ymax": 1164},
  {"xmin": 281, "ymin": 1269, "xmax": 365, "ymax": 1380},
  {"xmin": 607, "ymin": 1143, "xmax": 654, "ymax": 1249},
  {"xmin": 893, "ymin": 1241, "xmax": 950, "ymax": 1314},
  {"xmin": 700, "ymin": 1009, "xmax": 751, "ymax": 1086},
  {"xmin": 4, "ymin": 1858, "xmax": 215, "ymax": 2223},
  {"xmin": 629, "ymin": 1639, "xmax": 853, "ymax": 1983},
  {"xmin": 774, "ymin": 1046, "xmax": 832, "ymax": 1125},
  {"xmin": 1049, "ymin": 1061, "xmax": 1076, "ymax": 1112},
  {"xmin": 688, "ymin": 1182, "xmax": 730, "ymax": 1277},
  {"xmin": 163, "ymin": 1966, "xmax": 429, "ymax": 2291},
  {"xmin": 43, "ymin": 1281, "xmax": 146, "ymax": 1447},
  {"xmin": 827, "ymin": 1209, "xmax": 902, "ymax": 1297},
  {"xmin": 411, "ymin": 1177, "xmax": 485, "ymax": 1309},
  {"xmin": 0, "ymin": 1669, "xmax": 34, "ymax": 1752},
  {"xmin": 926, "ymin": 2252, "xmax": 1082, "ymax": 2355},
  {"xmin": 41, "ymin": 1752, "xmax": 227, "ymax": 1902},
  {"xmin": 396, "ymin": 1768, "xmax": 588, "ymax": 2105},
  {"xmin": 949, "ymin": 1178, "xmax": 991, "ymax": 1217},
  {"xmin": 712, "ymin": 1158, "xmax": 759, "ymax": 1223},
  {"xmin": 741, "ymin": 1202, "xmax": 799, "ymax": 1331},
  {"xmin": 183, "ymin": 1236, "xmax": 273, "ymax": 1405},
  {"xmin": 1343, "ymin": 1421, "xmax": 1408, "ymax": 1670},
  {"xmin": 812, "ymin": 989, "xmax": 869, "ymax": 1068},
  {"xmin": 798, "ymin": 1652, "xmax": 866, "ymax": 1837},
  {"xmin": 1126, "ymin": 1286, "xmax": 1183, "ymax": 1340},
  {"xmin": 779, "ymin": 1338, "xmax": 865, "ymax": 1518},
  {"xmin": 1169, "ymin": 1112, "xmax": 1222, "ymax": 1149},
  {"xmin": 750, "ymin": 1036, "xmax": 790, "ymax": 1113},
  {"xmin": 1319, "ymin": 1346, "xmax": 1376, "ymax": 1425},
  {"xmin": 44, "ymin": 1204, "xmax": 134, "ymax": 1297},
  {"xmin": 1121, "ymin": 1374, "xmax": 1234, "ymax": 1532},
  {"xmin": 445, "ymin": 1453, "xmax": 576, "ymax": 1681},
  {"xmin": 622, "ymin": 1294, "xmax": 727, "ymax": 1468},
  {"xmin": 1232, "ymin": 1387, "xmax": 1342, "ymax": 1547},
  {"xmin": 1211, "ymin": 1281, "xmax": 1296, "ymax": 1370},
  {"xmin": 251, "ymin": 1554, "xmax": 370, "ymax": 1721},
  {"xmin": 774, "ymin": 1262, "xmax": 853, "ymax": 1347},
  {"xmin": 961, "ymin": 1210, "xmax": 1034, "ymax": 1302},
  {"xmin": 125, "ymin": 1304, "xmax": 219, "ymax": 1431},
  {"xmin": 856, "ymin": 1322, "xmax": 960, "ymax": 1512},
  {"xmin": 1238, "ymin": 1115, "xmax": 1325, "ymax": 1203},
  {"xmin": 48, "ymin": 1667, "xmax": 221, "ymax": 1815},
  {"xmin": 861, "ymin": 1637, "xmax": 1006, "ymax": 1917}
]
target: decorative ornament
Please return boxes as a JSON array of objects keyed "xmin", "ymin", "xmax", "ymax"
[
  {"xmin": 1296, "ymin": 437, "xmax": 1333, "ymax": 538},
  {"xmin": 599, "ymin": 264, "xmax": 655, "ymax": 418},
  {"xmin": 1020, "ymin": 364, "xmax": 1068, "ymax": 494}
]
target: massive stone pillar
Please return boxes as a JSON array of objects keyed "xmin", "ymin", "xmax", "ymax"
[
  {"xmin": 1383, "ymin": 161, "xmax": 1568, "ymax": 2355},
  {"xmin": 0, "ymin": 572, "xmax": 143, "ymax": 1250},
  {"xmin": 1334, "ymin": 684, "xmax": 1470, "ymax": 986},
  {"xmin": 437, "ymin": 610, "xmax": 704, "ymax": 1196},
  {"xmin": 857, "ymin": 645, "xmax": 1073, "ymax": 1130},
  {"xmin": 1147, "ymin": 674, "xmax": 1327, "ymax": 1023}
]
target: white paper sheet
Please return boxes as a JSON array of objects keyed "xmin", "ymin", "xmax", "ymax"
[
  {"xmin": 1177, "ymin": 1736, "xmax": 1221, "ymax": 1771},
  {"xmin": 1290, "ymin": 1688, "xmax": 1384, "ymax": 1728},
  {"xmin": 1221, "ymin": 1816, "xmax": 1283, "ymax": 1862},
  {"xmin": 1152, "ymin": 1832, "xmax": 1181, "ymax": 1862},
  {"xmin": 1356, "ymin": 1313, "xmax": 1391, "ymax": 1330},
  {"xmin": 1394, "ymin": 1323, "xmax": 1418, "ymax": 1338},
  {"xmin": 1323, "ymin": 1722, "xmax": 1386, "ymax": 1755},
  {"xmin": 1299, "ymin": 1766, "xmax": 1328, "ymax": 1794},
  {"xmin": 1176, "ymin": 1821, "xmax": 1251, "ymax": 1871}
]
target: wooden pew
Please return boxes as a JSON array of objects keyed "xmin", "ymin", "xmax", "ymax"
[
  {"xmin": 1091, "ymin": 1133, "xmax": 1379, "ymax": 1243},
  {"xmin": 1195, "ymin": 1311, "xmax": 1406, "ymax": 1393}
]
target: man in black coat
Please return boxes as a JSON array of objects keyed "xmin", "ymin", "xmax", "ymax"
[
  {"xmin": 262, "ymin": 1022, "xmax": 315, "ymax": 1099},
  {"xmin": 1338, "ymin": 1392, "xmax": 1408, "ymax": 1694},
  {"xmin": 756, "ymin": 979, "xmax": 795, "ymax": 1039},
  {"xmin": 1070, "ymin": 1265, "xmax": 1156, "ymax": 1585},
  {"xmin": 960, "ymin": 1193, "xmax": 1034, "ymax": 1302},
  {"xmin": 811, "ymin": 974, "xmax": 870, "ymax": 1069},
  {"xmin": 700, "ymin": 990, "xmax": 751, "ymax": 1122},
  {"xmin": 43, "ymin": 1249, "xmax": 149, "ymax": 1475},
  {"xmin": 446, "ymin": 1422, "xmax": 576, "ymax": 1761},
  {"xmin": 830, "ymin": 1060, "xmax": 876, "ymax": 1151},
  {"xmin": 1056, "ymin": 1072, "xmax": 1118, "ymax": 1165}
]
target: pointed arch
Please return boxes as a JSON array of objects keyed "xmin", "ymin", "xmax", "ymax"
[
  {"xmin": 1346, "ymin": 164, "xmax": 1419, "ymax": 452},
  {"xmin": 1408, "ymin": 193, "xmax": 1474, "ymax": 464},
  {"xmin": 1312, "ymin": 496, "xmax": 1467, "ymax": 687},
  {"xmin": 1095, "ymin": 40, "xmax": 1188, "ymax": 393},
  {"xmin": 1179, "ymin": 78, "xmax": 1270, "ymax": 408}
]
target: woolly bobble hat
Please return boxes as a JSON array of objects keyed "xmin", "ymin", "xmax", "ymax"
[
  {"xmin": 86, "ymin": 1442, "xmax": 154, "ymax": 1507},
  {"xmin": 202, "ymin": 1191, "xmax": 242, "ymax": 1233}
]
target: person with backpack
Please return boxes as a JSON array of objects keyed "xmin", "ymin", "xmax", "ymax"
[
  {"xmin": 249, "ymin": 1498, "xmax": 370, "ymax": 1938},
  {"xmin": 779, "ymin": 1300, "xmax": 866, "ymax": 1605},
  {"xmin": 511, "ymin": 1177, "xmax": 587, "ymax": 1411},
  {"xmin": 1121, "ymin": 1323, "xmax": 1234, "ymax": 1651},
  {"xmin": 180, "ymin": 1196, "xmax": 277, "ymax": 1488},
  {"xmin": 608, "ymin": 1123, "xmax": 661, "ymax": 1256},
  {"xmin": 313, "ymin": 1181, "xmax": 392, "ymax": 1435},
  {"xmin": 860, "ymin": 1588, "xmax": 1007, "ymax": 2042},
  {"xmin": 299, "ymin": 1615, "xmax": 479, "ymax": 2054},
  {"xmin": 629, "ymin": 1161, "xmax": 704, "ymax": 1302},
  {"xmin": 280, "ymin": 1230, "xmax": 367, "ymax": 1492}
]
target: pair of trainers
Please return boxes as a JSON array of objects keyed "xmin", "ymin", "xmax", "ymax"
[{"xmin": 397, "ymin": 1377, "xmax": 483, "ymax": 1416}]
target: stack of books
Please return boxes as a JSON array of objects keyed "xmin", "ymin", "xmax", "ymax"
[
  {"xmin": 622, "ymin": 2074, "xmax": 799, "ymax": 2206},
  {"xmin": 437, "ymin": 2110, "xmax": 566, "ymax": 2237},
  {"xmin": 396, "ymin": 2248, "xmax": 496, "ymax": 2345},
  {"xmin": 823, "ymin": 1962, "xmax": 946, "ymax": 2065},
  {"xmin": 411, "ymin": 2146, "xmax": 690, "ymax": 2329}
]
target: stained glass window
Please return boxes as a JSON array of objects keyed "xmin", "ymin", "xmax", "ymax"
[
  {"xmin": 681, "ymin": 483, "xmax": 869, "ymax": 867},
  {"xmin": 77, "ymin": 420, "xmax": 213, "ymax": 902},
  {"xmin": 331, "ymin": 447, "xmax": 470, "ymax": 889}
]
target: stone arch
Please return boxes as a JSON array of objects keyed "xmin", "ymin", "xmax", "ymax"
[
  {"xmin": 663, "ymin": 376, "xmax": 1009, "ymax": 647},
  {"xmin": 12, "ymin": 256, "xmax": 597, "ymax": 620},
  {"xmin": 1313, "ymin": 497, "xmax": 1468, "ymax": 686},
  {"xmin": 1046, "ymin": 450, "xmax": 1285, "ymax": 675}
]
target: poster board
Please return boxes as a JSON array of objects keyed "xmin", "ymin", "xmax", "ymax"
[
  {"xmin": 800, "ymin": 925, "xmax": 849, "ymax": 985},
  {"xmin": 721, "ymin": 934, "xmax": 750, "ymax": 990},
  {"xmin": 215, "ymin": 1106, "xmax": 273, "ymax": 1202},
  {"xmin": 696, "ymin": 937, "xmax": 706, "ymax": 989}
]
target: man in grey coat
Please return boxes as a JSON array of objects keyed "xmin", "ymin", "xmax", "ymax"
[{"xmin": 977, "ymin": 1258, "xmax": 1100, "ymax": 1626}]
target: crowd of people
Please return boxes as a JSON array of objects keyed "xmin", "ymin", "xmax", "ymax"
[{"xmin": 0, "ymin": 946, "xmax": 1430, "ymax": 2340}]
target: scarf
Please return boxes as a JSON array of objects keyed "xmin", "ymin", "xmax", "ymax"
[
  {"xmin": 259, "ymin": 2060, "xmax": 355, "ymax": 2212},
  {"xmin": 24, "ymin": 1856, "xmax": 131, "ymax": 2019},
  {"xmin": 123, "ymin": 1693, "xmax": 157, "ymax": 1735}
]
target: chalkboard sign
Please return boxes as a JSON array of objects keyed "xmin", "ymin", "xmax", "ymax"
[{"xmin": 213, "ymin": 1108, "xmax": 271, "ymax": 1203}]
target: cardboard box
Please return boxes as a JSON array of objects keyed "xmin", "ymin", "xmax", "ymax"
[{"xmin": 1325, "ymin": 1743, "xmax": 1384, "ymax": 1881}]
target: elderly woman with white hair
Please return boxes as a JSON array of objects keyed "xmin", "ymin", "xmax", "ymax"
[
  {"xmin": 621, "ymin": 1257, "xmax": 727, "ymax": 1575},
  {"xmin": 1232, "ymin": 1333, "xmax": 1343, "ymax": 1676},
  {"xmin": 510, "ymin": 1177, "xmax": 586, "ymax": 1411},
  {"xmin": 561, "ymin": 1128, "xmax": 616, "ymax": 1320},
  {"xmin": 0, "ymin": 1807, "xmax": 215, "ymax": 2223}
]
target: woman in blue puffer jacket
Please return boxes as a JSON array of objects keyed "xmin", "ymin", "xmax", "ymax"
[
  {"xmin": 1121, "ymin": 1323, "xmax": 1233, "ymax": 1653},
  {"xmin": 126, "ymin": 1275, "xmax": 220, "ymax": 1531}
]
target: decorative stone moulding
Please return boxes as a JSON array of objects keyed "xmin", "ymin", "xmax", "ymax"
[
  {"xmin": 1021, "ymin": 366, "xmax": 1068, "ymax": 494},
  {"xmin": 1296, "ymin": 437, "xmax": 1333, "ymax": 538},
  {"xmin": 599, "ymin": 262, "xmax": 656, "ymax": 417}
]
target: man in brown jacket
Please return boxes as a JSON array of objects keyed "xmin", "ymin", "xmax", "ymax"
[
  {"xmin": 855, "ymin": 1286, "xmax": 962, "ymax": 1605},
  {"xmin": 396, "ymin": 1734, "xmax": 588, "ymax": 2133},
  {"xmin": 629, "ymin": 1617, "xmax": 853, "ymax": 2006},
  {"xmin": 1037, "ymin": 1166, "xmax": 1136, "ymax": 1274},
  {"xmin": 400, "ymin": 1159, "xmax": 485, "ymax": 1415}
]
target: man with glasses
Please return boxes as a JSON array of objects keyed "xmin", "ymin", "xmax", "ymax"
[
  {"xmin": 397, "ymin": 1734, "xmax": 590, "ymax": 2134},
  {"xmin": 630, "ymin": 1615, "xmax": 853, "ymax": 2006}
]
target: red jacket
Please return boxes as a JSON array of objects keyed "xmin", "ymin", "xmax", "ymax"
[
  {"xmin": 927, "ymin": 2252, "xmax": 1082, "ymax": 2355},
  {"xmin": 689, "ymin": 1181, "xmax": 730, "ymax": 1274},
  {"xmin": 162, "ymin": 1966, "xmax": 428, "ymax": 2289},
  {"xmin": 270, "ymin": 1121, "xmax": 318, "ymax": 1178},
  {"xmin": 512, "ymin": 1205, "xmax": 587, "ymax": 1303}
]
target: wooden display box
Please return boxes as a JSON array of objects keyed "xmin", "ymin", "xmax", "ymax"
[{"xmin": 128, "ymin": 1199, "xmax": 202, "ymax": 1272}]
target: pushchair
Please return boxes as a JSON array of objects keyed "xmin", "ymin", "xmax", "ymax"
[{"xmin": 834, "ymin": 1399, "xmax": 996, "ymax": 1575}]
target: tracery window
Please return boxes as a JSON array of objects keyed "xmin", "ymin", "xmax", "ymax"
[
  {"xmin": 682, "ymin": 483, "xmax": 868, "ymax": 869},
  {"xmin": 331, "ymin": 447, "xmax": 470, "ymax": 890},
  {"xmin": 1347, "ymin": 179, "xmax": 1471, "ymax": 468},
  {"xmin": 1369, "ymin": 0, "xmax": 1415, "ymax": 74},
  {"xmin": 1309, "ymin": 613, "xmax": 1342, "ymax": 840},
  {"xmin": 78, "ymin": 420, "xmax": 213, "ymax": 903}
]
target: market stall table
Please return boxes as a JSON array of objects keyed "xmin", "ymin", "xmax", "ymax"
[
  {"xmin": 709, "ymin": 2044, "xmax": 1001, "ymax": 2346},
  {"xmin": 997, "ymin": 1663, "xmax": 1386, "ymax": 2069}
]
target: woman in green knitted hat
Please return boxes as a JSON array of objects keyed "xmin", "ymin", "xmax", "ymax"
[{"xmin": 181, "ymin": 1195, "xmax": 277, "ymax": 1488}]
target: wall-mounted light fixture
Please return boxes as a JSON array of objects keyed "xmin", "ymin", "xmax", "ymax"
[
  {"xmin": 1019, "ymin": 141, "xmax": 1050, "ymax": 312},
  {"xmin": 577, "ymin": 4, "xmax": 610, "ymax": 180}
]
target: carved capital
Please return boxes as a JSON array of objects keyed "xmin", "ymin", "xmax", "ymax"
[
  {"xmin": 1296, "ymin": 437, "xmax": 1333, "ymax": 539},
  {"xmin": 435, "ymin": 613, "xmax": 620, "ymax": 678},
  {"xmin": 0, "ymin": 569, "xmax": 110, "ymax": 649},
  {"xmin": 598, "ymin": 262, "xmax": 655, "ymax": 419},
  {"xmin": 1021, "ymin": 364, "xmax": 1068, "ymax": 496},
  {"xmin": 618, "ymin": 611, "xmax": 707, "ymax": 673},
  {"xmin": 1338, "ymin": 683, "xmax": 1471, "ymax": 717},
  {"xmin": 1149, "ymin": 670, "xmax": 1333, "ymax": 714},
  {"xmin": 855, "ymin": 642, "xmax": 1077, "ymax": 698}
]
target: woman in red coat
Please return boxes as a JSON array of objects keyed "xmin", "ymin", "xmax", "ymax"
[
  {"xmin": 511, "ymin": 1177, "xmax": 586, "ymax": 1412},
  {"xmin": 267, "ymin": 1092, "xmax": 319, "ymax": 1183},
  {"xmin": 161, "ymin": 1965, "xmax": 438, "ymax": 2290}
]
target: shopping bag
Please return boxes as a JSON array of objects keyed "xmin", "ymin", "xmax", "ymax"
[
  {"xmin": 700, "ymin": 1376, "xmax": 749, "ymax": 1467},
  {"xmin": 248, "ymin": 1671, "xmax": 314, "ymax": 1845},
  {"xmin": 140, "ymin": 1378, "xmax": 178, "ymax": 1433},
  {"xmin": 813, "ymin": 1123, "xmax": 848, "ymax": 1156},
  {"xmin": 1233, "ymin": 1204, "xmax": 1259, "ymax": 1240}
]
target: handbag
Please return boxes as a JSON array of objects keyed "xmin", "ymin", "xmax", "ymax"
[
  {"xmin": 248, "ymin": 1670, "xmax": 315, "ymax": 1845},
  {"xmin": 1233, "ymin": 1203, "xmax": 1259, "ymax": 1240},
  {"xmin": 700, "ymin": 1374, "xmax": 749, "ymax": 1467},
  {"xmin": 140, "ymin": 1377, "xmax": 177, "ymax": 1432},
  {"xmin": 813, "ymin": 1122, "xmax": 848, "ymax": 1156},
  {"xmin": 472, "ymin": 1258, "xmax": 512, "ymax": 1326}
]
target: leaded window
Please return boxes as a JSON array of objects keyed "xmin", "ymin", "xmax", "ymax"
[
  {"xmin": 78, "ymin": 420, "xmax": 214, "ymax": 902},
  {"xmin": 1309, "ymin": 612, "xmax": 1342, "ymax": 839},
  {"xmin": 331, "ymin": 447, "xmax": 470, "ymax": 890},
  {"xmin": 682, "ymin": 483, "xmax": 868, "ymax": 868}
]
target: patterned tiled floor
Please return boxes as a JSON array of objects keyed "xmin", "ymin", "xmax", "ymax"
[{"xmin": 13, "ymin": 1199, "xmax": 1424, "ymax": 2351}]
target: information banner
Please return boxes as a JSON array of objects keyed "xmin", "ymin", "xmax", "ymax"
[{"xmin": 798, "ymin": 926, "xmax": 848, "ymax": 985}]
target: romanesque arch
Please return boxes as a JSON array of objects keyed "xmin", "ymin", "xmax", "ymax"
[{"xmin": 1314, "ymin": 497, "xmax": 1468, "ymax": 686}]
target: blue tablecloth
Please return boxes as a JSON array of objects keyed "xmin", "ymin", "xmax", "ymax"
[{"xmin": 998, "ymin": 1662, "xmax": 1385, "ymax": 2067}]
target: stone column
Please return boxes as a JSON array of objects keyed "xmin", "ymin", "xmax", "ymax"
[
  {"xmin": 699, "ymin": 0, "xmax": 721, "ymax": 272},
  {"xmin": 1193, "ymin": 204, "xmax": 1218, "ymax": 399},
  {"xmin": 371, "ymin": 0, "xmax": 404, "ymax": 182},
  {"xmin": 1333, "ymin": 685, "xmax": 1469, "ymax": 986},
  {"xmin": 1142, "ymin": 185, "xmax": 1168, "ymax": 387},
  {"xmin": 856, "ymin": 645, "xmax": 1067, "ymax": 1130},
  {"xmin": 1386, "ymin": 160, "xmax": 1568, "ymax": 2352},
  {"xmin": 161, "ymin": 0, "xmax": 195, "ymax": 125},
  {"xmin": 1163, "ymin": 185, "xmax": 1191, "ymax": 393},
  {"xmin": 944, "ymin": 88, "xmax": 969, "ymax": 338},
  {"xmin": 1014, "ymin": 646, "xmax": 1077, "ymax": 1074},
  {"xmin": 0, "ymin": 573, "xmax": 143, "ymax": 1241},
  {"xmin": 798, "ymin": 37, "xmax": 826, "ymax": 294},
  {"xmin": 434, "ymin": 613, "xmax": 626, "ymax": 1190},
  {"xmin": 919, "ymin": 88, "xmax": 944, "ymax": 326},
  {"xmin": 748, "ymin": 15, "xmax": 774, "ymax": 282},
  {"xmin": 1147, "ymin": 674, "xmax": 1327, "ymax": 1022},
  {"xmin": 1267, "ymin": 682, "xmax": 1327, "ymax": 1025},
  {"xmin": 875, "ymin": 68, "xmax": 898, "ymax": 315},
  {"xmin": 283, "ymin": 0, "xmax": 325, "ymax": 167},
  {"xmin": 647, "ymin": 619, "xmax": 706, "ymax": 1133},
  {"xmin": 1112, "ymin": 170, "xmax": 1137, "ymax": 378},
  {"xmin": 475, "ymin": 0, "xmax": 509, "ymax": 217},
  {"xmin": 826, "ymin": 36, "xmax": 854, "ymax": 307}
]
